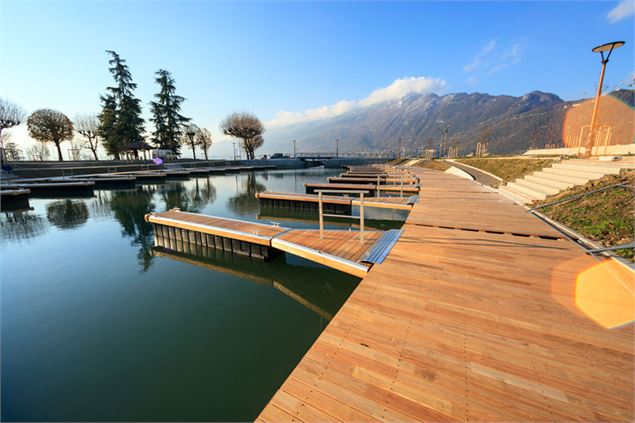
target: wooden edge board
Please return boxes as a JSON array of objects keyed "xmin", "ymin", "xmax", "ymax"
[
  {"xmin": 351, "ymin": 199, "xmax": 412, "ymax": 210},
  {"xmin": 0, "ymin": 189, "xmax": 30, "ymax": 196},
  {"xmin": 271, "ymin": 238, "xmax": 370, "ymax": 278}
]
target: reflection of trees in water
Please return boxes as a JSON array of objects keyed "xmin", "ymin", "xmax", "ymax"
[
  {"xmin": 0, "ymin": 210, "xmax": 47, "ymax": 242},
  {"xmin": 189, "ymin": 178, "xmax": 217, "ymax": 211},
  {"xmin": 158, "ymin": 179, "xmax": 217, "ymax": 213},
  {"xmin": 227, "ymin": 173, "xmax": 266, "ymax": 215},
  {"xmin": 46, "ymin": 200, "xmax": 89, "ymax": 229},
  {"xmin": 160, "ymin": 182, "xmax": 195, "ymax": 212},
  {"xmin": 108, "ymin": 187, "xmax": 156, "ymax": 272}
]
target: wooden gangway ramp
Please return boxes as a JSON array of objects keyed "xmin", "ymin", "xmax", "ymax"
[
  {"xmin": 258, "ymin": 168, "xmax": 634, "ymax": 422},
  {"xmin": 257, "ymin": 191, "xmax": 417, "ymax": 211},
  {"xmin": 145, "ymin": 209, "xmax": 402, "ymax": 277}
]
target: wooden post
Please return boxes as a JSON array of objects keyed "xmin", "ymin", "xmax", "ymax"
[
  {"xmin": 318, "ymin": 191, "xmax": 324, "ymax": 239},
  {"xmin": 376, "ymin": 175, "xmax": 380, "ymax": 197},
  {"xmin": 400, "ymin": 173, "xmax": 403, "ymax": 198}
]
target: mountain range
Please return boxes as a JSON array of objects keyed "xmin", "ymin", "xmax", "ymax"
[{"xmin": 263, "ymin": 89, "xmax": 634, "ymax": 156}]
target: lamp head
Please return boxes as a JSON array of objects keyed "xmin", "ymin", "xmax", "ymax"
[{"xmin": 592, "ymin": 41, "xmax": 625, "ymax": 63}]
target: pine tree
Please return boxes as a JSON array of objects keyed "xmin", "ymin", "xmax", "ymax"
[
  {"xmin": 98, "ymin": 50, "xmax": 145, "ymax": 159},
  {"xmin": 150, "ymin": 69, "xmax": 189, "ymax": 155},
  {"xmin": 98, "ymin": 94, "xmax": 119, "ymax": 158}
]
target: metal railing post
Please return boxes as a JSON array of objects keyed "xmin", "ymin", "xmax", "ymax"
[
  {"xmin": 400, "ymin": 173, "xmax": 403, "ymax": 197},
  {"xmin": 376, "ymin": 175, "xmax": 380, "ymax": 197},
  {"xmin": 359, "ymin": 192, "xmax": 364, "ymax": 236},
  {"xmin": 318, "ymin": 191, "xmax": 324, "ymax": 239}
]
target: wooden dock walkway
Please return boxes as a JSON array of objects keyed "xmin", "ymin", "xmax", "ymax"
[
  {"xmin": 257, "ymin": 191, "xmax": 417, "ymax": 211},
  {"xmin": 305, "ymin": 183, "xmax": 419, "ymax": 195},
  {"xmin": 328, "ymin": 177, "xmax": 419, "ymax": 185},
  {"xmin": 146, "ymin": 209, "xmax": 402, "ymax": 277},
  {"xmin": 258, "ymin": 168, "xmax": 634, "ymax": 422}
]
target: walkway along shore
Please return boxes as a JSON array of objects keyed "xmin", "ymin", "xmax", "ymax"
[{"xmin": 257, "ymin": 167, "xmax": 634, "ymax": 422}]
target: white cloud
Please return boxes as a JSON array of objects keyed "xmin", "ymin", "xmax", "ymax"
[
  {"xmin": 463, "ymin": 39, "xmax": 497, "ymax": 73},
  {"xmin": 607, "ymin": 0, "xmax": 635, "ymax": 23},
  {"xmin": 267, "ymin": 76, "xmax": 446, "ymax": 127},
  {"xmin": 463, "ymin": 39, "xmax": 526, "ymax": 83}
]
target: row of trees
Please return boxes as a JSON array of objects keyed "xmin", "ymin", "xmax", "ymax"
[{"xmin": 1, "ymin": 50, "xmax": 268, "ymax": 161}]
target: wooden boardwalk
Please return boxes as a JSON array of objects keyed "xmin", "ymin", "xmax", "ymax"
[{"xmin": 258, "ymin": 168, "xmax": 634, "ymax": 422}]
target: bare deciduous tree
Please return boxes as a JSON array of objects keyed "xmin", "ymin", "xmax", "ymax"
[
  {"xmin": 27, "ymin": 142, "xmax": 51, "ymax": 161},
  {"xmin": 219, "ymin": 112, "xmax": 264, "ymax": 160},
  {"xmin": 196, "ymin": 128, "xmax": 213, "ymax": 160},
  {"xmin": 75, "ymin": 114, "xmax": 101, "ymax": 160},
  {"xmin": 4, "ymin": 140, "xmax": 23, "ymax": 161},
  {"xmin": 27, "ymin": 109, "xmax": 74, "ymax": 161},
  {"xmin": 0, "ymin": 98, "xmax": 26, "ymax": 142}
]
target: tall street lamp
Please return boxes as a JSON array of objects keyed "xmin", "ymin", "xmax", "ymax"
[
  {"xmin": 437, "ymin": 120, "xmax": 450, "ymax": 158},
  {"xmin": 584, "ymin": 40, "xmax": 625, "ymax": 157}
]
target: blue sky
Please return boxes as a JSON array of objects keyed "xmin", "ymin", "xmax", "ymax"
[{"xmin": 1, "ymin": 0, "xmax": 633, "ymax": 158}]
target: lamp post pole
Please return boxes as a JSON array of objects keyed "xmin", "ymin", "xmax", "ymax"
[
  {"xmin": 292, "ymin": 139, "xmax": 296, "ymax": 158},
  {"xmin": 336, "ymin": 138, "xmax": 339, "ymax": 158},
  {"xmin": 437, "ymin": 120, "xmax": 450, "ymax": 158},
  {"xmin": 584, "ymin": 41, "xmax": 624, "ymax": 157}
]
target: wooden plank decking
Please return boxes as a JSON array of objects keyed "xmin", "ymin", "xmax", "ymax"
[
  {"xmin": 273, "ymin": 230, "xmax": 383, "ymax": 278},
  {"xmin": 146, "ymin": 209, "xmax": 288, "ymax": 245},
  {"xmin": 258, "ymin": 167, "xmax": 634, "ymax": 422}
]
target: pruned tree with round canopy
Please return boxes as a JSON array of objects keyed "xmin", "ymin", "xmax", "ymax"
[
  {"xmin": 27, "ymin": 109, "xmax": 74, "ymax": 161},
  {"xmin": 196, "ymin": 128, "xmax": 213, "ymax": 160},
  {"xmin": 219, "ymin": 112, "xmax": 264, "ymax": 160},
  {"xmin": 181, "ymin": 124, "xmax": 199, "ymax": 160},
  {"xmin": 75, "ymin": 114, "xmax": 101, "ymax": 160}
]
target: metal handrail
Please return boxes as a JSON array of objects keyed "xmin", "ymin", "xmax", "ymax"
[
  {"xmin": 528, "ymin": 183, "xmax": 630, "ymax": 211},
  {"xmin": 587, "ymin": 243, "xmax": 635, "ymax": 254},
  {"xmin": 315, "ymin": 189, "xmax": 366, "ymax": 240}
]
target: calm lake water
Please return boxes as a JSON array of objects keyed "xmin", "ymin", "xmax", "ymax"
[{"xmin": 1, "ymin": 167, "xmax": 401, "ymax": 422}]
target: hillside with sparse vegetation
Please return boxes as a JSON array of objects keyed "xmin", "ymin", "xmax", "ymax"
[{"xmin": 534, "ymin": 171, "xmax": 634, "ymax": 260}]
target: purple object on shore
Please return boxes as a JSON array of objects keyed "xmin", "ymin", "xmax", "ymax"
[{"xmin": 152, "ymin": 157, "xmax": 164, "ymax": 165}]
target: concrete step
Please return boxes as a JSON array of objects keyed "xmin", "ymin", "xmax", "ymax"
[
  {"xmin": 514, "ymin": 178, "xmax": 561, "ymax": 196},
  {"xmin": 532, "ymin": 170, "xmax": 590, "ymax": 186},
  {"xmin": 541, "ymin": 167, "xmax": 606, "ymax": 180},
  {"xmin": 524, "ymin": 174, "xmax": 573, "ymax": 190},
  {"xmin": 505, "ymin": 182, "xmax": 547, "ymax": 200},
  {"xmin": 553, "ymin": 163, "xmax": 620, "ymax": 175},
  {"xmin": 498, "ymin": 186, "xmax": 534, "ymax": 205}
]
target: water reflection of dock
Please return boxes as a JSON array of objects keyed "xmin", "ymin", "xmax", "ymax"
[{"xmin": 151, "ymin": 241, "xmax": 357, "ymax": 320}]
